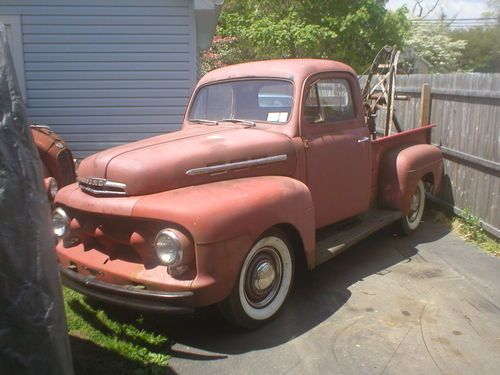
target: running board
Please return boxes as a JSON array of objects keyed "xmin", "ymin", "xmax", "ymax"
[{"xmin": 315, "ymin": 209, "xmax": 403, "ymax": 266}]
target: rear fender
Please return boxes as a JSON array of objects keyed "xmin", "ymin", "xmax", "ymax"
[{"xmin": 378, "ymin": 144, "xmax": 443, "ymax": 214}]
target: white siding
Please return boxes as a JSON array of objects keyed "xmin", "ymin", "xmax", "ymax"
[{"xmin": 0, "ymin": 0, "xmax": 197, "ymax": 157}]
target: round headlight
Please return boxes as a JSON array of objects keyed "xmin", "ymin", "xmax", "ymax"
[
  {"xmin": 154, "ymin": 229, "xmax": 182, "ymax": 266},
  {"xmin": 52, "ymin": 207, "xmax": 69, "ymax": 239},
  {"xmin": 49, "ymin": 178, "xmax": 59, "ymax": 199}
]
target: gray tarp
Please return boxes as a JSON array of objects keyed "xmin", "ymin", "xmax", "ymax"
[{"xmin": 0, "ymin": 25, "xmax": 73, "ymax": 374}]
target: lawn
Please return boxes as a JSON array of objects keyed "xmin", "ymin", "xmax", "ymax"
[{"xmin": 64, "ymin": 288, "xmax": 171, "ymax": 375}]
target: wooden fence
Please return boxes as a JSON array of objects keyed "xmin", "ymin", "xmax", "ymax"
[{"xmin": 373, "ymin": 73, "xmax": 500, "ymax": 237}]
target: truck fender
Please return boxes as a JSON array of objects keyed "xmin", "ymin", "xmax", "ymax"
[
  {"xmin": 132, "ymin": 176, "xmax": 316, "ymax": 305},
  {"xmin": 378, "ymin": 144, "xmax": 443, "ymax": 214}
]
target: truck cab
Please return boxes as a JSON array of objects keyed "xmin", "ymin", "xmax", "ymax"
[{"xmin": 54, "ymin": 59, "xmax": 443, "ymax": 328}]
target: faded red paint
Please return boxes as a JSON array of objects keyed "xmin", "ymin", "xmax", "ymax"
[
  {"xmin": 32, "ymin": 125, "xmax": 76, "ymax": 189},
  {"xmin": 55, "ymin": 59, "xmax": 443, "ymax": 310}
]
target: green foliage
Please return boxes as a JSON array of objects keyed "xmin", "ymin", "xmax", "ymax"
[
  {"xmin": 431, "ymin": 206, "xmax": 500, "ymax": 256},
  {"xmin": 201, "ymin": 35, "xmax": 240, "ymax": 75},
  {"xmin": 451, "ymin": 26, "xmax": 500, "ymax": 73},
  {"xmin": 205, "ymin": 0, "xmax": 410, "ymax": 73},
  {"xmin": 405, "ymin": 20, "xmax": 467, "ymax": 73},
  {"xmin": 64, "ymin": 288, "xmax": 170, "ymax": 373},
  {"xmin": 455, "ymin": 209, "xmax": 489, "ymax": 244},
  {"xmin": 438, "ymin": 0, "xmax": 500, "ymax": 73}
]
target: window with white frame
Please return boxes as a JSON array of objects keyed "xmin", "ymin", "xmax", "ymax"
[{"xmin": 0, "ymin": 16, "xmax": 26, "ymax": 100}]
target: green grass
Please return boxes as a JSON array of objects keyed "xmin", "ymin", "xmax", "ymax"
[
  {"xmin": 429, "ymin": 206, "xmax": 500, "ymax": 256},
  {"xmin": 64, "ymin": 288, "xmax": 170, "ymax": 374}
]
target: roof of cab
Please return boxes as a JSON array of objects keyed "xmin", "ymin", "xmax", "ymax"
[{"xmin": 198, "ymin": 59, "xmax": 357, "ymax": 86}]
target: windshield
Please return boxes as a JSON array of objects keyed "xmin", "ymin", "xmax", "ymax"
[{"xmin": 188, "ymin": 79, "xmax": 293, "ymax": 124}]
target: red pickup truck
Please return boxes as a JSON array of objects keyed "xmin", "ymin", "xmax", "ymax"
[{"xmin": 54, "ymin": 59, "xmax": 443, "ymax": 328}]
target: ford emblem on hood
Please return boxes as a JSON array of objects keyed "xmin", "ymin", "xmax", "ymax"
[{"xmin": 78, "ymin": 177, "xmax": 128, "ymax": 196}]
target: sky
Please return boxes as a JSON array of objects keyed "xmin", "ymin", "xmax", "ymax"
[{"xmin": 385, "ymin": 0, "xmax": 489, "ymax": 19}]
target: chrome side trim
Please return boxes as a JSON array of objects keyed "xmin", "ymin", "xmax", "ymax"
[{"xmin": 186, "ymin": 154, "xmax": 288, "ymax": 176}]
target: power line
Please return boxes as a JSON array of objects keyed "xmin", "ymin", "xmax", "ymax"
[
  {"xmin": 412, "ymin": 18, "xmax": 497, "ymax": 22},
  {"xmin": 410, "ymin": 17, "xmax": 498, "ymax": 29}
]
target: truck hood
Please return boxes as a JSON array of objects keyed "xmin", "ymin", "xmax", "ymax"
[{"xmin": 77, "ymin": 126, "xmax": 296, "ymax": 196}]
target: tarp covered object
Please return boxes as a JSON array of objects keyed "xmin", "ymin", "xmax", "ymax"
[{"xmin": 0, "ymin": 25, "xmax": 73, "ymax": 375}]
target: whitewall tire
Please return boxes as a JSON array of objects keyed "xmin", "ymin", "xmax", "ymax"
[
  {"xmin": 398, "ymin": 180, "xmax": 426, "ymax": 235},
  {"xmin": 219, "ymin": 230, "xmax": 294, "ymax": 329}
]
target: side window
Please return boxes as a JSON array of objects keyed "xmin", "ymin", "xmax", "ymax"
[{"xmin": 304, "ymin": 78, "xmax": 355, "ymax": 123}]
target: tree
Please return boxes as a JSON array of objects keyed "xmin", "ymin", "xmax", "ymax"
[
  {"xmin": 450, "ymin": 1, "xmax": 500, "ymax": 72},
  {"xmin": 484, "ymin": 0, "xmax": 500, "ymax": 19},
  {"xmin": 404, "ymin": 20, "xmax": 467, "ymax": 73},
  {"xmin": 411, "ymin": 0, "xmax": 441, "ymax": 18},
  {"xmin": 204, "ymin": 0, "xmax": 410, "ymax": 73}
]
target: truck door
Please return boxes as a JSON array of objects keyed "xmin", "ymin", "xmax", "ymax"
[{"xmin": 301, "ymin": 73, "xmax": 371, "ymax": 228}]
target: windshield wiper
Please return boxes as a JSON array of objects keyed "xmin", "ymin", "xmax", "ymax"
[
  {"xmin": 220, "ymin": 118, "xmax": 256, "ymax": 127},
  {"xmin": 190, "ymin": 119, "xmax": 219, "ymax": 125}
]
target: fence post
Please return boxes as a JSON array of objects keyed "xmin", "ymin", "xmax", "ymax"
[{"xmin": 420, "ymin": 83, "xmax": 431, "ymax": 126}]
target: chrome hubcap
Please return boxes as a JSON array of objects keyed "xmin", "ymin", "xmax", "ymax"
[
  {"xmin": 245, "ymin": 247, "xmax": 282, "ymax": 308},
  {"xmin": 408, "ymin": 188, "xmax": 421, "ymax": 223},
  {"xmin": 253, "ymin": 261, "xmax": 276, "ymax": 291}
]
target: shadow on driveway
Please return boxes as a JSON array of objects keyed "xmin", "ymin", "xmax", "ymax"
[
  {"xmin": 75, "ymin": 215, "xmax": 455, "ymax": 372},
  {"xmin": 151, "ymin": 219, "xmax": 450, "ymax": 357}
]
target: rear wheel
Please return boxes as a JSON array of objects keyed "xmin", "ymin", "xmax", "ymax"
[
  {"xmin": 398, "ymin": 180, "xmax": 425, "ymax": 235},
  {"xmin": 219, "ymin": 230, "xmax": 294, "ymax": 329}
]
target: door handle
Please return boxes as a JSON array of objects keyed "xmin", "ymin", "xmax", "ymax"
[{"xmin": 357, "ymin": 136, "xmax": 370, "ymax": 143}]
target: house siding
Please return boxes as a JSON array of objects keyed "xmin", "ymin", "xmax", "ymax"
[{"xmin": 0, "ymin": 0, "xmax": 197, "ymax": 157}]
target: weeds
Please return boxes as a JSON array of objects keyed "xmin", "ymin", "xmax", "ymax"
[{"xmin": 429, "ymin": 205, "xmax": 500, "ymax": 256}]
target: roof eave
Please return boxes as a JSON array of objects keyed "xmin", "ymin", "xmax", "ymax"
[{"xmin": 194, "ymin": 0, "xmax": 224, "ymax": 51}]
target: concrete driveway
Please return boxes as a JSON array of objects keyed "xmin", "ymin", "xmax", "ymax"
[{"xmin": 165, "ymin": 216, "xmax": 500, "ymax": 375}]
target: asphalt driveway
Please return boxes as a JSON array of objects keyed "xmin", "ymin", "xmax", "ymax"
[{"xmin": 165, "ymin": 216, "xmax": 500, "ymax": 375}]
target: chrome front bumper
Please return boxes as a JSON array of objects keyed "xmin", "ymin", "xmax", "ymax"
[{"xmin": 60, "ymin": 266, "xmax": 195, "ymax": 314}]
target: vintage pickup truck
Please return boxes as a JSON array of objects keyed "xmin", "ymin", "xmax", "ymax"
[{"xmin": 53, "ymin": 59, "xmax": 443, "ymax": 328}]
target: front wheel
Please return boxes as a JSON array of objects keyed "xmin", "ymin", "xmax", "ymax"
[
  {"xmin": 398, "ymin": 180, "xmax": 426, "ymax": 235},
  {"xmin": 219, "ymin": 230, "xmax": 294, "ymax": 329}
]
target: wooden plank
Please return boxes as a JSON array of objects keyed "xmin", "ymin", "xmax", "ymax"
[
  {"xmin": 22, "ymin": 15, "xmax": 189, "ymax": 26},
  {"xmin": 0, "ymin": 0, "xmax": 187, "ymax": 7},
  {"xmin": 23, "ymin": 25, "xmax": 190, "ymax": 35},
  {"xmin": 437, "ymin": 147, "xmax": 500, "ymax": 176},
  {"xmin": 26, "ymin": 71, "xmax": 191, "ymax": 80},
  {"xmin": 25, "ymin": 62, "xmax": 191, "ymax": 72},
  {"xmin": 28, "ymin": 97, "xmax": 190, "ymax": 108},
  {"xmin": 25, "ymin": 52, "xmax": 190, "ymax": 63},
  {"xmin": 27, "ymin": 88, "xmax": 191, "ymax": 99},
  {"xmin": 420, "ymin": 83, "xmax": 431, "ymax": 126},
  {"xmin": 0, "ymin": 6, "xmax": 188, "ymax": 17},
  {"xmin": 27, "ymin": 106, "xmax": 185, "ymax": 117},
  {"xmin": 24, "ymin": 42, "xmax": 191, "ymax": 53},
  {"xmin": 23, "ymin": 34, "xmax": 191, "ymax": 44},
  {"xmin": 27, "ymin": 80, "xmax": 192, "ymax": 90}
]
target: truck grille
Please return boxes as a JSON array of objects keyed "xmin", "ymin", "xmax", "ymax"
[{"xmin": 78, "ymin": 177, "xmax": 128, "ymax": 196}]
